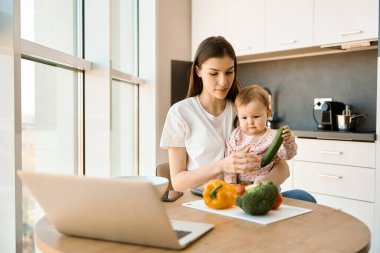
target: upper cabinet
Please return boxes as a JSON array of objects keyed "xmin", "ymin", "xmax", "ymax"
[
  {"xmin": 224, "ymin": 0, "xmax": 265, "ymax": 56},
  {"xmin": 192, "ymin": 0, "xmax": 378, "ymax": 59},
  {"xmin": 266, "ymin": 0, "xmax": 313, "ymax": 52},
  {"xmin": 314, "ymin": 0, "xmax": 378, "ymax": 45},
  {"xmin": 191, "ymin": 0, "xmax": 225, "ymax": 57}
]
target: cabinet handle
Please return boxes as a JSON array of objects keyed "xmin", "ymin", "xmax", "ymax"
[
  {"xmin": 340, "ymin": 30, "xmax": 363, "ymax": 36},
  {"xmin": 318, "ymin": 174, "xmax": 343, "ymax": 180},
  {"xmin": 237, "ymin": 46, "xmax": 252, "ymax": 51},
  {"xmin": 318, "ymin": 150, "xmax": 343, "ymax": 155},
  {"xmin": 279, "ymin": 40, "xmax": 297, "ymax": 45}
]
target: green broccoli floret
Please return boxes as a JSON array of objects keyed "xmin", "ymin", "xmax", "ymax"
[{"xmin": 236, "ymin": 181, "xmax": 278, "ymax": 215}]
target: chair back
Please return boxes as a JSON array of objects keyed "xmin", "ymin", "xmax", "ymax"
[{"xmin": 156, "ymin": 163, "xmax": 174, "ymax": 191}]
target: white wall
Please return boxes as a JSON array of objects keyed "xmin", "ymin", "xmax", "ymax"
[
  {"xmin": 156, "ymin": 0, "xmax": 191, "ymax": 166},
  {"xmin": 139, "ymin": 0, "xmax": 191, "ymax": 175},
  {"xmin": 138, "ymin": 0, "xmax": 157, "ymax": 176}
]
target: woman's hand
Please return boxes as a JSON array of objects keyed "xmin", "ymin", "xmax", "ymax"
[{"xmin": 221, "ymin": 148, "xmax": 260, "ymax": 174}]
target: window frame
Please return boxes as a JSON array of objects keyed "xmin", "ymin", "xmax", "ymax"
[{"xmin": 0, "ymin": 0, "xmax": 142, "ymax": 251}]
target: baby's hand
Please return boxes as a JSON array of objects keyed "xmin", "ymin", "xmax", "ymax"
[{"xmin": 281, "ymin": 125, "xmax": 292, "ymax": 140}]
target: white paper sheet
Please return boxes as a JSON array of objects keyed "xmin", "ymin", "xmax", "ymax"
[{"xmin": 182, "ymin": 200, "xmax": 312, "ymax": 225}]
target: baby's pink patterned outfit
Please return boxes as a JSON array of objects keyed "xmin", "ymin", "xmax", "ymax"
[{"xmin": 224, "ymin": 127, "xmax": 297, "ymax": 184}]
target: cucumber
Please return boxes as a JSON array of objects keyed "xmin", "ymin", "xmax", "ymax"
[{"xmin": 260, "ymin": 126, "xmax": 285, "ymax": 168}]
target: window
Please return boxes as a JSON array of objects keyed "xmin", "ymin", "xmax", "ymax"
[
  {"xmin": 21, "ymin": 59, "xmax": 82, "ymax": 252},
  {"xmin": 21, "ymin": 0, "xmax": 80, "ymax": 56},
  {"xmin": 111, "ymin": 80, "xmax": 139, "ymax": 177},
  {"xmin": 1, "ymin": 0, "xmax": 141, "ymax": 252},
  {"xmin": 19, "ymin": 1, "xmax": 85, "ymax": 252},
  {"xmin": 111, "ymin": 0, "xmax": 140, "ymax": 177},
  {"xmin": 112, "ymin": 0, "xmax": 138, "ymax": 75}
]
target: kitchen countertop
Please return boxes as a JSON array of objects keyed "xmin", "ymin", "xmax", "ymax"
[{"xmin": 293, "ymin": 130, "xmax": 376, "ymax": 142}]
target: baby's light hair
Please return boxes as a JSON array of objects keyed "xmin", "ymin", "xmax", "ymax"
[{"xmin": 235, "ymin": 85, "xmax": 270, "ymax": 110}]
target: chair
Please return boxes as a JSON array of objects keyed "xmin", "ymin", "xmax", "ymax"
[{"xmin": 156, "ymin": 163, "xmax": 174, "ymax": 191}]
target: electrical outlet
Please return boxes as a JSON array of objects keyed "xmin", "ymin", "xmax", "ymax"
[{"xmin": 314, "ymin": 98, "xmax": 332, "ymax": 110}]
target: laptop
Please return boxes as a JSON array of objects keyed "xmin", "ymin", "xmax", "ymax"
[{"xmin": 17, "ymin": 171, "xmax": 214, "ymax": 250}]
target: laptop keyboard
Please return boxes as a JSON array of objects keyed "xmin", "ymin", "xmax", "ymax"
[{"xmin": 175, "ymin": 230, "xmax": 191, "ymax": 239}]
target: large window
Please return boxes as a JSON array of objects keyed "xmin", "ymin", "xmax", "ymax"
[
  {"xmin": 21, "ymin": 59, "xmax": 82, "ymax": 252},
  {"xmin": 15, "ymin": 0, "xmax": 140, "ymax": 253},
  {"xmin": 20, "ymin": 1, "xmax": 83, "ymax": 252}
]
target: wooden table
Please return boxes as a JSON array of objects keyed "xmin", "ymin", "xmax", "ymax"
[{"xmin": 34, "ymin": 192, "xmax": 371, "ymax": 253}]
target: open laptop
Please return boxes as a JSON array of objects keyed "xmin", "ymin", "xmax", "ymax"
[{"xmin": 17, "ymin": 171, "xmax": 214, "ymax": 250}]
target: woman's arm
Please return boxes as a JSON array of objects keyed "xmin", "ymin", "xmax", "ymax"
[
  {"xmin": 168, "ymin": 147, "xmax": 221, "ymax": 191},
  {"xmin": 168, "ymin": 147, "xmax": 260, "ymax": 191},
  {"xmin": 254, "ymin": 159, "xmax": 290, "ymax": 186}
]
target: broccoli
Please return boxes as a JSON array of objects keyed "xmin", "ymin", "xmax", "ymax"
[{"xmin": 236, "ymin": 181, "xmax": 278, "ymax": 215}]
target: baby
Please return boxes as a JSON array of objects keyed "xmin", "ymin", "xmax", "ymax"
[{"xmin": 224, "ymin": 85, "xmax": 297, "ymax": 184}]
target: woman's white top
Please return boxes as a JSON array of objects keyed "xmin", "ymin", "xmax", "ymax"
[{"xmin": 160, "ymin": 96, "xmax": 236, "ymax": 170}]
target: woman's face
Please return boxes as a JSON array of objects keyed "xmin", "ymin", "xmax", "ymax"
[
  {"xmin": 196, "ymin": 56, "xmax": 235, "ymax": 100},
  {"xmin": 237, "ymin": 100, "xmax": 271, "ymax": 136}
]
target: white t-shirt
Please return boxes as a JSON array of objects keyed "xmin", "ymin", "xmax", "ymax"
[{"xmin": 160, "ymin": 96, "xmax": 236, "ymax": 170}]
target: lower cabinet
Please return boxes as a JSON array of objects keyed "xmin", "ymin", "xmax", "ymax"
[
  {"xmin": 281, "ymin": 161, "xmax": 293, "ymax": 192},
  {"xmin": 310, "ymin": 192, "xmax": 374, "ymax": 234},
  {"xmin": 291, "ymin": 138, "xmax": 376, "ymax": 252},
  {"xmin": 292, "ymin": 161, "xmax": 375, "ymax": 202}
]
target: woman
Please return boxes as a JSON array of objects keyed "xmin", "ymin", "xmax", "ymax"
[{"xmin": 160, "ymin": 36, "xmax": 315, "ymax": 202}]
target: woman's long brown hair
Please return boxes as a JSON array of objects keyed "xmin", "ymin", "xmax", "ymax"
[{"xmin": 186, "ymin": 36, "xmax": 241, "ymax": 102}]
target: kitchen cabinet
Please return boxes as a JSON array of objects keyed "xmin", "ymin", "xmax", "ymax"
[
  {"xmin": 192, "ymin": 0, "xmax": 378, "ymax": 60},
  {"xmin": 314, "ymin": 0, "xmax": 378, "ymax": 45},
  {"xmin": 191, "ymin": 0, "xmax": 225, "ymax": 57},
  {"xmin": 292, "ymin": 138, "xmax": 375, "ymax": 251},
  {"xmin": 265, "ymin": 0, "xmax": 313, "ymax": 52},
  {"xmin": 293, "ymin": 161, "xmax": 375, "ymax": 202},
  {"xmin": 292, "ymin": 138, "xmax": 375, "ymax": 167},
  {"xmin": 281, "ymin": 161, "xmax": 293, "ymax": 192},
  {"xmin": 311, "ymin": 193, "xmax": 374, "ymax": 235},
  {"xmin": 224, "ymin": 0, "xmax": 265, "ymax": 56}
]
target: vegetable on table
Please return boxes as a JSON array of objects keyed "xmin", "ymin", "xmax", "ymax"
[
  {"xmin": 260, "ymin": 126, "xmax": 285, "ymax": 168},
  {"xmin": 235, "ymin": 182, "xmax": 251, "ymax": 196},
  {"xmin": 236, "ymin": 181, "xmax": 278, "ymax": 215},
  {"xmin": 203, "ymin": 179, "xmax": 237, "ymax": 209},
  {"xmin": 271, "ymin": 193, "xmax": 283, "ymax": 210}
]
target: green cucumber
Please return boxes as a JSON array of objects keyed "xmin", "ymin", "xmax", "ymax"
[{"xmin": 260, "ymin": 126, "xmax": 285, "ymax": 168}]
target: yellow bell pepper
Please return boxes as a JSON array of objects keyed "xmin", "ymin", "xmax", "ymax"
[{"xmin": 203, "ymin": 179, "xmax": 237, "ymax": 209}]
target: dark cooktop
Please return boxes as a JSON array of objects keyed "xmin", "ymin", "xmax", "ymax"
[{"xmin": 293, "ymin": 130, "xmax": 376, "ymax": 142}]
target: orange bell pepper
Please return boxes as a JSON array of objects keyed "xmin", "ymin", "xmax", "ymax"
[{"xmin": 203, "ymin": 179, "xmax": 237, "ymax": 209}]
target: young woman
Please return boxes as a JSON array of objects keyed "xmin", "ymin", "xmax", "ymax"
[{"xmin": 160, "ymin": 36, "xmax": 290, "ymax": 191}]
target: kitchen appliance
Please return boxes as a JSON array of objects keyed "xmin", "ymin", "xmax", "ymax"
[
  {"xmin": 316, "ymin": 101, "xmax": 346, "ymax": 130},
  {"xmin": 336, "ymin": 105, "xmax": 367, "ymax": 131}
]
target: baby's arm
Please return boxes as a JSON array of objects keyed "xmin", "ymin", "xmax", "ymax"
[{"xmin": 277, "ymin": 125, "xmax": 298, "ymax": 160}]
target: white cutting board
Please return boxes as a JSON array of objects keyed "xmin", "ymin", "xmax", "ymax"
[{"xmin": 182, "ymin": 200, "xmax": 312, "ymax": 225}]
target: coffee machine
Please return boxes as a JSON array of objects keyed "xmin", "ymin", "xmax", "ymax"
[{"xmin": 317, "ymin": 101, "xmax": 346, "ymax": 131}]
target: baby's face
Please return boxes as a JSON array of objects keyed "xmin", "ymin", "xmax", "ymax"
[{"xmin": 237, "ymin": 100, "xmax": 271, "ymax": 136}]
